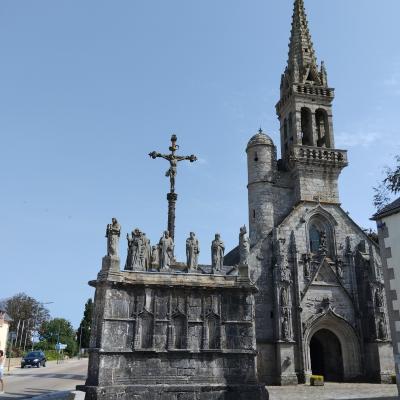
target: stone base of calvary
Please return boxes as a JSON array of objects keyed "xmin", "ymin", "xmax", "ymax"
[{"xmin": 77, "ymin": 136, "xmax": 268, "ymax": 400}]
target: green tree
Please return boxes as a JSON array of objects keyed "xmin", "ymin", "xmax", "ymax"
[
  {"xmin": 374, "ymin": 156, "xmax": 400, "ymax": 210},
  {"xmin": 77, "ymin": 298, "xmax": 93, "ymax": 349},
  {"xmin": 39, "ymin": 318, "xmax": 78, "ymax": 356},
  {"xmin": 3, "ymin": 293, "xmax": 50, "ymax": 350}
]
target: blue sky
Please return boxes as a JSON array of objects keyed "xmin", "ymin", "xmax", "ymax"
[{"xmin": 1, "ymin": 0, "xmax": 399, "ymax": 328}]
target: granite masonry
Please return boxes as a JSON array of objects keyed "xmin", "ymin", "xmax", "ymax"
[
  {"xmin": 77, "ymin": 231, "xmax": 268, "ymax": 400},
  {"xmin": 225, "ymin": 0, "xmax": 395, "ymax": 386}
]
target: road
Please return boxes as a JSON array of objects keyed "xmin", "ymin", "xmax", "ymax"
[
  {"xmin": 1, "ymin": 359, "xmax": 87, "ymax": 399},
  {"xmin": 2, "ymin": 360, "xmax": 398, "ymax": 400}
]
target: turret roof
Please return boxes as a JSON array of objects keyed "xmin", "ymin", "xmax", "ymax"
[{"xmin": 247, "ymin": 129, "xmax": 274, "ymax": 149}]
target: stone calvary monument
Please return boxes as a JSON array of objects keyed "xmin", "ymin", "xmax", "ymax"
[{"xmin": 78, "ymin": 135, "xmax": 268, "ymax": 400}]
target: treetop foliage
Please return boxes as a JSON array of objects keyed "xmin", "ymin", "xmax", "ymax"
[
  {"xmin": 4, "ymin": 292, "xmax": 50, "ymax": 332},
  {"xmin": 374, "ymin": 156, "xmax": 400, "ymax": 210},
  {"xmin": 77, "ymin": 298, "xmax": 93, "ymax": 349}
]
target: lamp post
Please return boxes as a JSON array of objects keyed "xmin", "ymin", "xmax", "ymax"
[
  {"xmin": 78, "ymin": 326, "xmax": 83, "ymax": 360},
  {"xmin": 31, "ymin": 301, "xmax": 54, "ymax": 351}
]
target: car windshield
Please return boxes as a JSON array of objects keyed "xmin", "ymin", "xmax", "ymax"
[{"xmin": 26, "ymin": 352, "xmax": 41, "ymax": 357}]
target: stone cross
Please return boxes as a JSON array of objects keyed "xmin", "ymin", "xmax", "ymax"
[{"xmin": 149, "ymin": 135, "xmax": 197, "ymax": 240}]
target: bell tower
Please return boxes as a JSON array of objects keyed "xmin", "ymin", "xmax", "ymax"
[{"xmin": 276, "ymin": 0, "xmax": 348, "ymax": 204}]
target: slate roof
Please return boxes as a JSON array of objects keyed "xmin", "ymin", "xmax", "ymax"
[{"xmin": 372, "ymin": 197, "xmax": 400, "ymax": 219}]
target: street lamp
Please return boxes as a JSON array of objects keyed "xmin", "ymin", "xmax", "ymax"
[{"xmin": 31, "ymin": 301, "xmax": 54, "ymax": 351}]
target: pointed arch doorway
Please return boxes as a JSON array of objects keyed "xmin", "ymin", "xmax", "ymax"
[
  {"xmin": 310, "ymin": 329, "xmax": 344, "ymax": 381},
  {"xmin": 304, "ymin": 310, "xmax": 362, "ymax": 382}
]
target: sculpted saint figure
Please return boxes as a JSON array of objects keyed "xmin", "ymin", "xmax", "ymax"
[
  {"xmin": 142, "ymin": 233, "xmax": 151, "ymax": 271},
  {"xmin": 303, "ymin": 253, "xmax": 312, "ymax": 279},
  {"xmin": 319, "ymin": 231, "xmax": 327, "ymax": 254},
  {"xmin": 375, "ymin": 288, "xmax": 384, "ymax": 308},
  {"xmin": 211, "ymin": 233, "xmax": 225, "ymax": 273},
  {"xmin": 186, "ymin": 232, "xmax": 200, "ymax": 270},
  {"xmin": 282, "ymin": 314, "xmax": 290, "ymax": 340},
  {"xmin": 106, "ymin": 218, "xmax": 121, "ymax": 257},
  {"xmin": 281, "ymin": 287, "xmax": 289, "ymax": 307},
  {"xmin": 125, "ymin": 231, "xmax": 134, "ymax": 270},
  {"xmin": 378, "ymin": 318, "xmax": 387, "ymax": 340},
  {"xmin": 336, "ymin": 258, "xmax": 344, "ymax": 279},
  {"xmin": 151, "ymin": 245, "xmax": 159, "ymax": 268},
  {"xmin": 159, "ymin": 231, "xmax": 174, "ymax": 270},
  {"xmin": 239, "ymin": 225, "xmax": 250, "ymax": 265},
  {"xmin": 125, "ymin": 228, "xmax": 143, "ymax": 270}
]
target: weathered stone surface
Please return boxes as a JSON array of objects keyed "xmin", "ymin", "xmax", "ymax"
[
  {"xmin": 233, "ymin": 0, "xmax": 397, "ymax": 387},
  {"xmin": 78, "ymin": 270, "xmax": 267, "ymax": 399}
]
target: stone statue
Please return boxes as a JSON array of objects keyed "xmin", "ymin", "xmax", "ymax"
[
  {"xmin": 239, "ymin": 225, "xmax": 250, "ymax": 265},
  {"xmin": 280, "ymin": 264, "xmax": 291, "ymax": 283},
  {"xmin": 151, "ymin": 245, "xmax": 159, "ymax": 268},
  {"xmin": 282, "ymin": 314, "xmax": 290, "ymax": 340},
  {"xmin": 106, "ymin": 218, "xmax": 121, "ymax": 257},
  {"xmin": 281, "ymin": 287, "xmax": 289, "ymax": 307},
  {"xmin": 159, "ymin": 231, "xmax": 174, "ymax": 270},
  {"xmin": 375, "ymin": 288, "xmax": 384, "ymax": 308},
  {"xmin": 336, "ymin": 258, "xmax": 344, "ymax": 279},
  {"xmin": 142, "ymin": 233, "xmax": 151, "ymax": 271},
  {"xmin": 186, "ymin": 232, "xmax": 200, "ymax": 270},
  {"xmin": 378, "ymin": 317, "xmax": 387, "ymax": 340},
  {"xmin": 125, "ymin": 228, "xmax": 143, "ymax": 270},
  {"xmin": 303, "ymin": 254, "xmax": 311, "ymax": 279},
  {"xmin": 319, "ymin": 230, "xmax": 327, "ymax": 254},
  {"xmin": 211, "ymin": 233, "xmax": 225, "ymax": 273},
  {"xmin": 125, "ymin": 232, "xmax": 134, "ymax": 270}
]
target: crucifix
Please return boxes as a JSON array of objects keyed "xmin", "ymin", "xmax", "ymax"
[{"xmin": 149, "ymin": 134, "xmax": 197, "ymax": 240}]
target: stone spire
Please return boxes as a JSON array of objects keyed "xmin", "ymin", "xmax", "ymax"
[{"xmin": 285, "ymin": 0, "xmax": 324, "ymax": 86}]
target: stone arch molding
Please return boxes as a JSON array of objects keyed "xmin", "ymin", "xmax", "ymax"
[
  {"xmin": 303, "ymin": 308, "xmax": 362, "ymax": 381},
  {"xmin": 303, "ymin": 205, "xmax": 338, "ymax": 227}
]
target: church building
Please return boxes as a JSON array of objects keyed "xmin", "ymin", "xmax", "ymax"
[{"xmin": 227, "ymin": 0, "xmax": 395, "ymax": 385}]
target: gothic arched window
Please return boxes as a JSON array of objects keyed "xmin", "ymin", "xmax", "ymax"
[
  {"xmin": 315, "ymin": 109, "xmax": 330, "ymax": 148},
  {"xmin": 308, "ymin": 215, "xmax": 335, "ymax": 257},
  {"xmin": 301, "ymin": 108, "xmax": 313, "ymax": 146},
  {"xmin": 288, "ymin": 112, "xmax": 293, "ymax": 141}
]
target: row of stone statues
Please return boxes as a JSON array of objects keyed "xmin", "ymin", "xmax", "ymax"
[{"xmin": 105, "ymin": 218, "xmax": 250, "ymax": 272}]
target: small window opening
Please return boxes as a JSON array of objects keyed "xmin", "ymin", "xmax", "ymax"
[
  {"xmin": 253, "ymin": 209, "xmax": 256, "ymax": 219},
  {"xmin": 254, "ymin": 152, "xmax": 259, "ymax": 162},
  {"xmin": 270, "ymin": 311, "xmax": 274, "ymax": 319}
]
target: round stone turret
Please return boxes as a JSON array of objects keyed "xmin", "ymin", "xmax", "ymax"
[
  {"xmin": 246, "ymin": 129, "xmax": 277, "ymax": 243},
  {"xmin": 246, "ymin": 129, "xmax": 276, "ymax": 186}
]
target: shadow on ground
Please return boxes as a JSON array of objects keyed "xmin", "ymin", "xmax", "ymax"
[
  {"xmin": 11, "ymin": 373, "xmax": 85, "ymax": 380},
  {"xmin": 336, "ymin": 398, "xmax": 398, "ymax": 400},
  {"xmin": 1, "ymin": 388, "xmax": 57, "ymax": 399}
]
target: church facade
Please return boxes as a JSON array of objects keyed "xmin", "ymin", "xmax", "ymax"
[{"xmin": 233, "ymin": 0, "xmax": 395, "ymax": 385}]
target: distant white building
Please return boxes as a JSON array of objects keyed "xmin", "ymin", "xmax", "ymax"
[
  {"xmin": 0, "ymin": 309, "xmax": 11, "ymax": 354},
  {"xmin": 373, "ymin": 198, "xmax": 400, "ymax": 393}
]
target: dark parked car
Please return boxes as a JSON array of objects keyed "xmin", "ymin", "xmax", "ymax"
[{"xmin": 21, "ymin": 351, "xmax": 47, "ymax": 368}]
